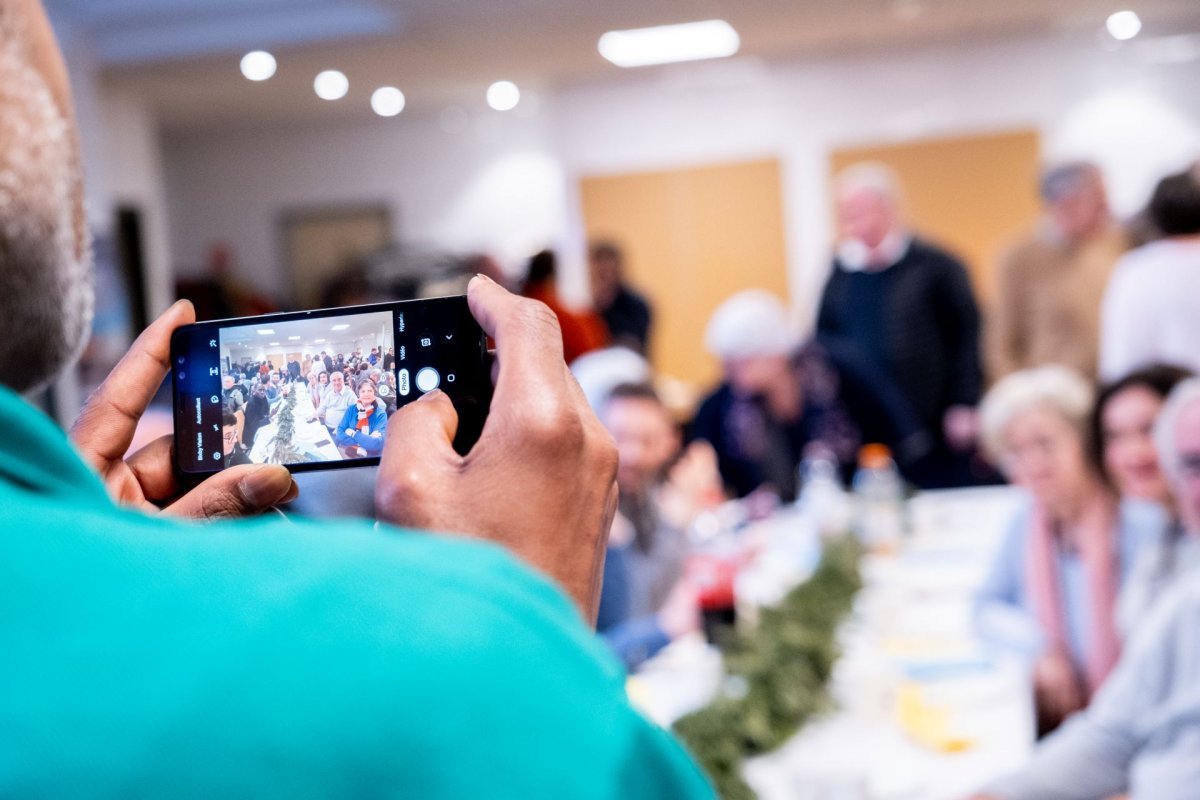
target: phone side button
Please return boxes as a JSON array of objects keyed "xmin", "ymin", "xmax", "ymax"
[{"xmin": 398, "ymin": 368, "xmax": 410, "ymax": 396}]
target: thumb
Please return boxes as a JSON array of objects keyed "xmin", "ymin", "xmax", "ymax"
[
  {"xmin": 376, "ymin": 390, "xmax": 460, "ymax": 525},
  {"xmin": 163, "ymin": 464, "xmax": 298, "ymax": 521}
]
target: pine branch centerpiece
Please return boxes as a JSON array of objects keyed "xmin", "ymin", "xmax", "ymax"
[
  {"xmin": 267, "ymin": 385, "xmax": 302, "ymax": 465},
  {"xmin": 673, "ymin": 537, "xmax": 863, "ymax": 800}
]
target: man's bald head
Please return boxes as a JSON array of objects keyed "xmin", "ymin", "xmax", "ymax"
[{"xmin": 0, "ymin": 1, "xmax": 92, "ymax": 394}]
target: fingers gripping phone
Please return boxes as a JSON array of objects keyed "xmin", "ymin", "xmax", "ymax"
[{"xmin": 171, "ymin": 295, "xmax": 490, "ymax": 476}]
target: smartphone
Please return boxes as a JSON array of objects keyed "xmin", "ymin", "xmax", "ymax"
[{"xmin": 171, "ymin": 295, "xmax": 489, "ymax": 477}]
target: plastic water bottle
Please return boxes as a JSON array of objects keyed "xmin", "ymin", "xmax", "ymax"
[
  {"xmin": 851, "ymin": 444, "xmax": 905, "ymax": 553},
  {"xmin": 796, "ymin": 452, "xmax": 852, "ymax": 538}
]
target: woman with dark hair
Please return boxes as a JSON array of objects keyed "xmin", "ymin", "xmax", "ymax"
[
  {"xmin": 1091, "ymin": 363, "xmax": 1198, "ymax": 635},
  {"xmin": 312, "ymin": 370, "xmax": 329, "ymax": 409},
  {"xmin": 1100, "ymin": 164, "xmax": 1200, "ymax": 378}
]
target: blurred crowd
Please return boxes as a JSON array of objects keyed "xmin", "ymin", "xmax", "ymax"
[
  {"xmin": 537, "ymin": 159, "xmax": 1200, "ymax": 798},
  {"xmin": 221, "ymin": 346, "xmax": 398, "ymax": 465}
]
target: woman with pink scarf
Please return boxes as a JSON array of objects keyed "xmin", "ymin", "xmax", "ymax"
[{"xmin": 974, "ymin": 366, "xmax": 1162, "ymax": 734}]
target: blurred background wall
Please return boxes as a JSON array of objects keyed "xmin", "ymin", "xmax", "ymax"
[{"xmin": 45, "ymin": 0, "xmax": 1200, "ymax": 403}]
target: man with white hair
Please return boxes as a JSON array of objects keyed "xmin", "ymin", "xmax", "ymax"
[
  {"xmin": 692, "ymin": 289, "xmax": 928, "ymax": 501},
  {"xmin": 987, "ymin": 162, "xmax": 1125, "ymax": 381},
  {"xmin": 817, "ymin": 162, "xmax": 984, "ymax": 488},
  {"xmin": 0, "ymin": 3, "xmax": 711, "ymax": 796},
  {"xmin": 971, "ymin": 377, "xmax": 1200, "ymax": 800}
]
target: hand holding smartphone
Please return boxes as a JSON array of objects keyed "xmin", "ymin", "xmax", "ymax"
[{"xmin": 171, "ymin": 295, "xmax": 490, "ymax": 477}]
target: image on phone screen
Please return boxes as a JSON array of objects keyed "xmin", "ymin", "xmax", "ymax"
[{"xmin": 172, "ymin": 296, "xmax": 489, "ymax": 476}]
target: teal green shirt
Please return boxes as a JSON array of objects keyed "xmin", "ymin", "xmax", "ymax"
[{"xmin": 0, "ymin": 387, "xmax": 712, "ymax": 798}]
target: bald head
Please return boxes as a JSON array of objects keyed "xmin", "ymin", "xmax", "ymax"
[{"xmin": 0, "ymin": 1, "xmax": 92, "ymax": 394}]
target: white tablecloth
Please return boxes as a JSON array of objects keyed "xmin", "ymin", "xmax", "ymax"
[
  {"xmin": 248, "ymin": 384, "xmax": 343, "ymax": 464},
  {"xmin": 628, "ymin": 487, "xmax": 1033, "ymax": 800}
]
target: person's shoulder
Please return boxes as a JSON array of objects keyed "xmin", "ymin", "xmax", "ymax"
[
  {"xmin": 908, "ymin": 237, "xmax": 969, "ymax": 272},
  {"xmin": 1118, "ymin": 498, "xmax": 1171, "ymax": 541}
]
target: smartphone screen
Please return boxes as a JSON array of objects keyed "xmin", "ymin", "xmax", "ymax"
[{"xmin": 171, "ymin": 295, "xmax": 489, "ymax": 476}]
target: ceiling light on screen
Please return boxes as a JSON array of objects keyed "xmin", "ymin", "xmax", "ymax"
[
  {"xmin": 1106, "ymin": 10, "xmax": 1142, "ymax": 40},
  {"xmin": 371, "ymin": 86, "xmax": 406, "ymax": 117},
  {"xmin": 598, "ymin": 19, "xmax": 739, "ymax": 68},
  {"xmin": 288, "ymin": 336, "xmax": 300, "ymax": 340},
  {"xmin": 331, "ymin": 324, "xmax": 350, "ymax": 331},
  {"xmin": 269, "ymin": 342, "xmax": 280, "ymax": 346},
  {"xmin": 240, "ymin": 50, "xmax": 276, "ymax": 82},
  {"xmin": 314, "ymin": 69, "xmax": 349, "ymax": 101},
  {"xmin": 256, "ymin": 329, "xmax": 274, "ymax": 335},
  {"xmin": 486, "ymin": 80, "xmax": 520, "ymax": 111},
  {"xmin": 314, "ymin": 338, "xmax": 326, "ymax": 343}
]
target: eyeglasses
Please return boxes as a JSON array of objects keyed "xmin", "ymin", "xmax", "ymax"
[{"xmin": 1178, "ymin": 452, "xmax": 1200, "ymax": 479}]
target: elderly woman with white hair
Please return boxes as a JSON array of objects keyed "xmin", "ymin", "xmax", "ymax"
[
  {"xmin": 974, "ymin": 366, "xmax": 1162, "ymax": 735},
  {"xmin": 690, "ymin": 289, "xmax": 928, "ymax": 502},
  {"xmin": 970, "ymin": 376, "xmax": 1200, "ymax": 800}
]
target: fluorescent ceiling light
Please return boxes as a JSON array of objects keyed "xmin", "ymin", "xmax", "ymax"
[
  {"xmin": 598, "ymin": 19, "xmax": 739, "ymax": 68},
  {"xmin": 269, "ymin": 342, "xmax": 280, "ymax": 346},
  {"xmin": 288, "ymin": 336, "xmax": 301, "ymax": 340},
  {"xmin": 331, "ymin": 324, "xmax": 350, "ymax": 330},
  {"xmin": 256, "ymin": 329, "xmax": 275, "ymax": 335}
]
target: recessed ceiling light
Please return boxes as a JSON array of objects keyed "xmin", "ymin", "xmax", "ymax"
[
  {"xmin": 256, "ymin": 329, "xmax": 275, "ymax": 335},
  {"xmin": 331, "ymin": 324, "xmax": 350, "ymax": 331},
  {"xmin": 314, "ymin": 70, "xmax": 349, "ymax": 101},
  {"xmin": 240, "ymin": 50, "xmax": 276, "ymax": 82},
  {"xmin": 598, "ymin": 19, "xmax": 740, "ymax": 68},
  {"xmin": 314, "ymin": 338, "xmax": 326, "ymax": 343},
  {"xmin": 288, "ymin": 336, "xmax": 300, "ymax": 340},
  {"xmin": 269, "ymin": 342, "xmax": 280, "ymax": 346},
  {"xmin": 1106, "ymin": 10, "xmax": 1142, "ymax": 41},
  {"xmin": 371, "ymin": 86, "xmax": 406, "ymax": 117},
  {"xmin": 486, "ymin": 80, "xmax": 520, "ymax": 111}
]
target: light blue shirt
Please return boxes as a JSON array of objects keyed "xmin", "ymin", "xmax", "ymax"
[
  {"xmin": 987, "ymin": 578, "xmax": 1200, "ymax": 799},
  {"xmin": 974, "ymin": 496, "xmax": 1164, "ymax": 666}
]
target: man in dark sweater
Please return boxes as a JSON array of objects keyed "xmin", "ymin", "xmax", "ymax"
[
  {"xmin": 816, "ymin": 163, "xmax": 985, "ymax": 488},
  {"xmin": 590, "ymin": 241, "xmax": 653, "ymax": 355}
]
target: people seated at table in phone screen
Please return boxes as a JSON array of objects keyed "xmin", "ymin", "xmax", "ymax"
[
  {"xmin": 690, "ymin": 289, "xmax": 931, "ymax": 503},
  {"xmin": 1091, "ymin": 364, "xmax": 1196, "ymax": 635},
  {"xmin": 974, "ymin": 366, "xmax": 1163, "ymax": 735},
  {"xmin": 222, "ymin": 412, "xmax": 252, "ymax": 467},
  {"xmin": 241, "ymin": 380, "xmax": 271, "ymax": 452},
  {"xmin": 970, "ymin": 377, "xmax": 1200, "ymax": 800},
  {"xmin": 596, "ymin": 383, "xmax": 723, "ymax": 669},
  {"xmin": 315, "ymin": 369, "xmax": 355, "ymax": 431},
  {"xmin": 221, "ymin": 374, "xmax": 245, "ymax": 414},
  {"xmin": 313, "ymin": 370, "xmax": 329, "ymax": 406},
  {"xmin": 336, "ymin": 380, "xmax": 388, "ymax": 457}
]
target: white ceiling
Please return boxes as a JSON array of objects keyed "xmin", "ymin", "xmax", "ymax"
[
  {"xmin": 218, "ymin": 309, "xmax": 391, "ymax": 357},
  {"xmin": 49, "ymin": 0, "xmax": 1200, "ymax": 130}
]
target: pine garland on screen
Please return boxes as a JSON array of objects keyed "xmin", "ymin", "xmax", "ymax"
[
  {"xmin": 673, "ymin": 537, "xmax": 862, "ymax": 800},
  {"xmin": 268, "ymin": 387, "xmax": 301, "ymax": 465}
]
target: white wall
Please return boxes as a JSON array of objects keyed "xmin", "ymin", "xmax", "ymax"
[
  {"xmin": 161, "ymin": 29, "xmax": 1200, "ymax": 328},
  {"xmin": 165, "ymin": 111, "xmax": 569, "ymax": 294}
]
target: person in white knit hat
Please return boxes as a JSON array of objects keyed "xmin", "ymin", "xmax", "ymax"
[{"xmin": 690, "ymin": 289, "xmax": 929, "ymax": 502}]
